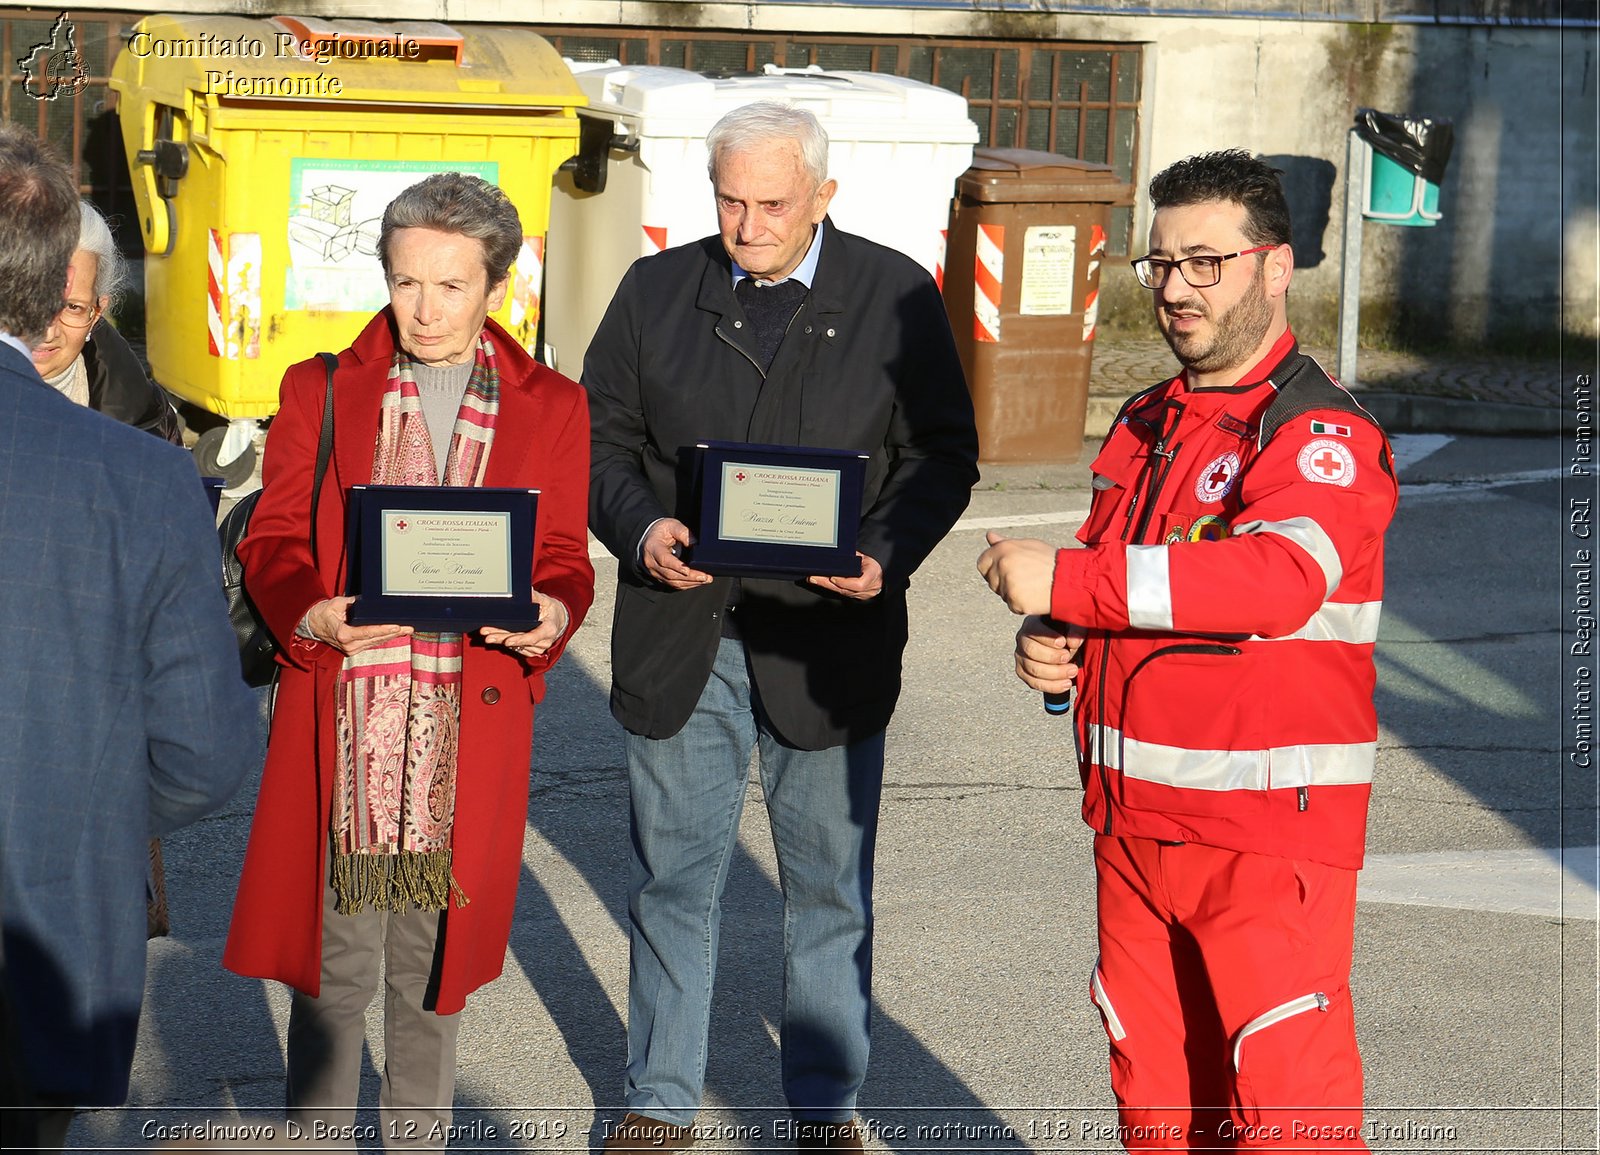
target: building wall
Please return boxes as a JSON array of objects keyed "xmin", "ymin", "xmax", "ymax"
[{"xmin": 5, "ymin": 1, "xmax": 1593, "ymax": 348}]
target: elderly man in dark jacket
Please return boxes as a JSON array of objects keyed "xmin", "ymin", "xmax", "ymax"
[{"xmin": 584, "ymin": 100, "xmax": 978, "ymax": 1150}]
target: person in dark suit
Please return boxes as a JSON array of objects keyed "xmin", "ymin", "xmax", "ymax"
[
  {"xmin": 584, "ymin": 101, "xmax": 979, "ymax": 1151},
  {"xmin": 0, "ymin": 124, "xmax": 259, "ymax": 1153}
]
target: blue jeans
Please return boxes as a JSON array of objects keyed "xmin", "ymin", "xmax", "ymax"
[{"xmin": 623, "ymin": 636, "xmax": 885, "ymax": 1123}]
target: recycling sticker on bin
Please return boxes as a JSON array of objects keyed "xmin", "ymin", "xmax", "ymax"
[
  {"xmin": 1019, "ymin": 225, "xmax": 1077, "ymax": 317},
  {"xmin": 286, "ymin": 158, "xmax": 499, "ymax": 312}
]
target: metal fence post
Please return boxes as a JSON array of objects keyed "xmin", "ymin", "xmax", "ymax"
[{"xmin": 1337, "ymin": 128, "xmax": 1366, "ymax": 390}]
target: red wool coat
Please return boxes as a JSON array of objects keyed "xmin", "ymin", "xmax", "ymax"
[{"xmin": 222, "ymin": 311, "xmax": 594, "ymax": 1013}]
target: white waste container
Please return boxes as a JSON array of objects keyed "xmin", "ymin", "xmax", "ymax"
[{"xmin": 545, "ymin": 63, "xmax": 978, "ymax": 376}]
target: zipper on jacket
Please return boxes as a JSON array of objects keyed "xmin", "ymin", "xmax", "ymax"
[
  {"xmin": 1129, "ymin": 438, "xmax": 1180, "ymax": 543},
  {"xmin": 1091, "ymin": 631, "xmax": 1115, "ymax": 835},
  {"xmin": 1232, "ymin": 991, "xmax": 1329, "ymax": 1072},
  {"xmin": 1111, "ymin": 643, "xmax": 1243, "ymax": 827},
  {"xmin": 1121, "ymin": 400, "xmax": 1185, "ymax": 544},
  {"xmin": 716, "ymin": 323, "xmax": 766, "ymax": 379},
  {"xmin": 715, "ymin": 302, "xmax": 812, "ymax": 383}
]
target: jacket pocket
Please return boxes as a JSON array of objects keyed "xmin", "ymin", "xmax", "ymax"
[{"xmin": 1100, "ymin": 643, "xmax": 1277, "ymax": 819}]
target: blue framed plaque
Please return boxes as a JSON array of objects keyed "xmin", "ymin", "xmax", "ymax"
[
  {"xmin": 684, "ymin": 441, "xmax": 868, "ymax": 579},
  {"xmin": 344, "ymin": 485, "xmax": 540, "ymax": 631}
]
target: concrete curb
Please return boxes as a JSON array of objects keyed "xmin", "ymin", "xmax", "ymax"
[{"xmin": 1355, "ymin": 391, "xmax": 1567, "ymax": 436}]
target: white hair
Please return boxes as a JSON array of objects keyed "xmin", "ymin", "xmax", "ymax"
[
  {"xmin": 705, "ymin": 101, "xmax": 829, "ymax": 189},
  {"xmin": 76, "ymin": 200, "xmax": 125, "ymax": 305}
]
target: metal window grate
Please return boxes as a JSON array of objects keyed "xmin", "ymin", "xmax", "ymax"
[{"xmin": 4, "ymin": 10, "xmax": 133, "ymax": 192}]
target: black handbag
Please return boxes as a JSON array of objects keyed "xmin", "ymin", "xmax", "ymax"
[{"xmin": 219, "ymin": 352, "xmax": 337, "ymax": 687}]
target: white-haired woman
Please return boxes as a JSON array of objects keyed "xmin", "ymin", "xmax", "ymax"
[{"xmin": 30, "ymin": 201, "xmax": 180, "ymax": 443}]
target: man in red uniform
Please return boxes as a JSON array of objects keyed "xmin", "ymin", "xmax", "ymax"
[{"xmin": 978, "ymin": 150, "xmax": 1396, "ymax": 1151}]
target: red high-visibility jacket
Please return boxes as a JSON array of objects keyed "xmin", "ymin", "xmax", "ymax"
[{"xmin": 1054, "ymin": 331, "xmax": 1397, "ymax": 869}]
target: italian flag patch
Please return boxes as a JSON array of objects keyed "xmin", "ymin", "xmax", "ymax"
[{"xmin": 1310, "ymin": 420, "xmax": 1352, "ymax": 437}]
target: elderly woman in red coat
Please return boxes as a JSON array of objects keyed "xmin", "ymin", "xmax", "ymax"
[{"xmin": 223, "ymin": 173, "xmax": 593, "ymax": 1147}]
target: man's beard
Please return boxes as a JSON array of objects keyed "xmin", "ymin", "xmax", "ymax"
[{"xmin": 1157, "ymin": 265, "xmax": 1273, "ymax": 377}]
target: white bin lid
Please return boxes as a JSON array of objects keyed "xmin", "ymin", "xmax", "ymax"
[{"xmin": 572, "ymin": 64, "xmax": 978, "ymax": 145}]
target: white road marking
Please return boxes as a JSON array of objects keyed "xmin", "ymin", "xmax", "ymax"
[
  {"xmin": 955, "ymin": 509, "xmax": 1092, "ymax": 533},
  {"xmin": 1388, "ymin": 432, "xmax": 1453, "ymax": 472},
  {"xmin": 1359, "ymin": 847, "xmax": 1599, "ymax": 920},
  {"xmin": 1397, "ymin": 466, "xmax": 1575, "ymax": 503}
]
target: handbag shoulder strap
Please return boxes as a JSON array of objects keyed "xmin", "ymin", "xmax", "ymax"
[{"xmin": 310, "ymin": 352, "xmax": 337, "ymax": 569}]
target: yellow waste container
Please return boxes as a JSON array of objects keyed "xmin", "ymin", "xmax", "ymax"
[{"xmin": 112, "ymin": 15, "xmax": 584, "ymax": 481}]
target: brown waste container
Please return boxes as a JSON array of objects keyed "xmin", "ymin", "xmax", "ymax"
[{"xmin": 945, "ymin": 149, "xmax": 1132, "ymax": 463}]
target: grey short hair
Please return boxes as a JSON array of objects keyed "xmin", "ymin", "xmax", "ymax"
[
  {"xmin": 0, "ymin": 124, "xmax": 80, "ymax": 345},
  {"xmin": 77, "ymin": 201, "xmax": 125, "ymax": 307},
  {"xmin": 706, "ymin": 102, "xmax": 829, "ymax": 189},
  {"xmin": 378, "ymin": 172, "xmax": 522, "ymax": 285}
]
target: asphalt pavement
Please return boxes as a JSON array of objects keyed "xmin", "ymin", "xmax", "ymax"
[{"xmin": 65, "ymin": 419, "xmax": 1596, "ymax": 1153}]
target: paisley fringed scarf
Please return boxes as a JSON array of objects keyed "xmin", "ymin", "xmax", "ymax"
[{"xmin": 329, "ymin": 332, "xmax": 500, "ymax": 915}]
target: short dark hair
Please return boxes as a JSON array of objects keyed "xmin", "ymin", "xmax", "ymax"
[
  {"xmin": 1148, "ymin": 150, "xmax": 1292, "ymax": 248},
  {"xmin": 0, "ymin": 124, "xmax": 80, "ymax": 345},
  {"xmin": 378, "ymin": 172, "xmax": 522, "ymax": 285}
]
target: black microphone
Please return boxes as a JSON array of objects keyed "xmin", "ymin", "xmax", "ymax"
[{"xmin": 1041, "ymin": 617, "xmax": 1074, "ymax": 716}]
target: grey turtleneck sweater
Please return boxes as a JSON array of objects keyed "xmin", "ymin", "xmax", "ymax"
[{"xmin": 411, "ymin": 359, "xmax": 474, "ymax": 479}]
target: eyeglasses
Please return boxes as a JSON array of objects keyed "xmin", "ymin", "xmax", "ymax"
[
  {"xmin": 54, "ymin": 300, "xmax": 100, "ymax": 331},
  {"xmin": 1130, "ymin": 245, "xmax": 1277, "ymax": 290}
]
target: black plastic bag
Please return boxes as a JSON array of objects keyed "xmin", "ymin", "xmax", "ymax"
[{"xmin": 1354, "ymin": 108, "xmax": 1454, "ymax": 185}]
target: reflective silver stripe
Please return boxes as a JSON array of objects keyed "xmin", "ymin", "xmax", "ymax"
[
  {"xmin": 1087, "ymin": 725, "xmax": 1377, "ymax": 789},
  {"xmin": 1251, "ymin": 600, "xmax": 1382, "ymax": 644},
  {"xmin": 1232, "ymin": 992, "xmax": 1328, "ymax": 1071},
  {"xmin": 1091, "ymin": 961, "xmax": 1127, "ymax": 1041},
  {"xmin": 1125, "ymin": 545, "xmax": 1173, "ymax": 631},
  {"xmin": 1234, "ymin": 515, "xmax": 1342, "ymax": 598}
]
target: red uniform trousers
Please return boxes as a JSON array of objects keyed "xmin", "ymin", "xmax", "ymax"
[{"xmin": 1090, "ymin": 835, "xmax": 1369, "ymax": 1153}]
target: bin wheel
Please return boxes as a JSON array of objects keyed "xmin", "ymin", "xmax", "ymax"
[{"xmin": 193, "ymin": 425, "xmax": 256, "ymax": 489}]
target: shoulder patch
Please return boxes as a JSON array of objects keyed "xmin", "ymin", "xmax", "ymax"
[{"xmin": 1298, "ymin": 438, "xmax": 1357, "ymax": 487}]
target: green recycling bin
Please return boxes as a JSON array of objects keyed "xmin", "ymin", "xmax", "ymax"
[{"xmin": 1356, "ymin": 108, "xmax": 1453, "ymax": 228}]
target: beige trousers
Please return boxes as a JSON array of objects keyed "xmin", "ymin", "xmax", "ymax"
[{"xmin": 285, "ymin": 874, "xmax": 461, "ymax": 1151}]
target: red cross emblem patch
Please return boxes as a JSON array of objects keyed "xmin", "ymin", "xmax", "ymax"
[
  {"xmin": 733, "ymin": 471, "xmax": 748, "ymax": 484},
  {"xmin": 1194, "ymin": 452, "xmax": 1240, "ymax": 503},
  {"xmin": 1297, "ymin": 438, "xmax": 1356, "ymax": 487}
]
